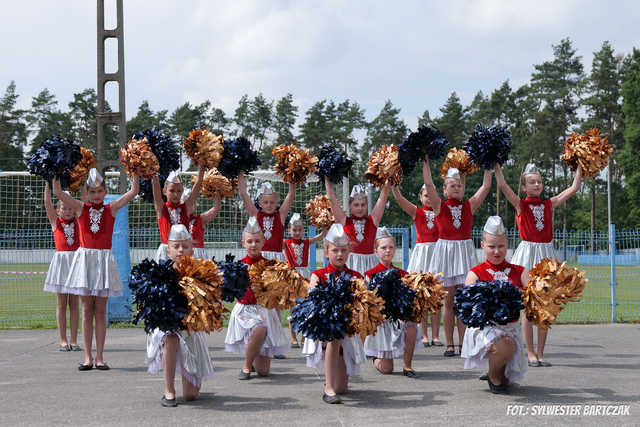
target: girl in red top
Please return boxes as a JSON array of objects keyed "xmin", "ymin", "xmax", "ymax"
[
  {"xmin": 302, "ymin": 223, "xmax": 365, "ymax": 404},
  {"xmin": 151, "ymin": 169, "xmax": 204, "ymax": 262},
  {"xmin": 224, "ymin": 217, "xmax": 289, "ymax": 380},
  {"xmin": 363, "ymin": 227, "xmax": 419, "ymax": 378},
  {"xmin": 53, "ymin": 168, "xmax": 139, "ymax": 371},
  {"xmin": 495, "ymin": 163, "xmax": 582, "ymax": 367},
  {"xmin": 423, "ymin": 158, "xmax": 492, "ymax": 357},
  {"xmin": 237, "ymin": 174, "xmax": 295, "ymax": 262},
  {"xmin": 392, "ymin": 184, "xmax": 443, "ymax": 348},
  {"xmin": 184, "ymin": 193, "xmax": 221, "ymax": 259},
  {"xmin": 43, "ymin": 182, "xmax": 81, "ymax": 352},
  {"xmin": 461, "ymin": 216, "xmax": 530, "ymax": 394},
  {"xmin": 325, "ymin": 176, "xmax": 389, "ymax": 275}
]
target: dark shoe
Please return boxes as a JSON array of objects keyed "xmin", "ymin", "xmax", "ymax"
[
  {"xmin": 538, "ymin": 360, "xmax": 552, "ymax": 367},
  {"xmin": 161, "ymin": 396, "xmax": 177, "ymax": 407},
  {"xmin": 238, "ymin": 370, "xmax": 251, "ymax": 380},
  {"xmin": 322, "ymin": 393, "xmax": 342, "ymax": 404},
  {"xmin": 250, "ymin": 366, "xmax": 256, "ymax": 373},
  {"xmin": 291, "ymin": 342, "xmax": 300, "ymax": 349},
  {"xmin": 479, "ymin": 373, "xmax": 488, "ymax": 381},
  {"xmin": 443, "ymin": 346, "xmax": 456, "ymax": 357},
  {"xmin": 403, "ymin": 369, "xmax": 417, "ymax": 378},
  {"xmin": 273, "ymin": 354, "xmax": 286, "ymax": 359},
  {"xmin": 487, "ymin": 379, "xmax": 510, "ymax": 394},
  {"xmin": 457, "ymin": 345, "xmax": 462, "ymax": 355},
  {"xmin": 421, "ymin": 340, "xmax": 431, "ymax": 347},
  {"xmin": 431, "ymin": 340, "xmax": 444, "ymax": 347},
  {"xmin": 69, "ymin": 345, "xmax": 82, "ymax": 351},
  {"xmin": 528, "ymin": 359, "xmax": 541, "ymax": 367},
  {"xmin": 59, "ymin": 345, "xmax": 70, "ymax": 351},
  {"xmin": 95, "ymin": 363, "xmax": 110, "ymax": 371},
  {"xmin": 78, "ymin": 363, "xmax": 93, "ymax": 371}
]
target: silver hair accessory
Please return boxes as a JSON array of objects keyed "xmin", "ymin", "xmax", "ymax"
[
  {"xmin": 445, "ymin": 168, "xmax": 461, "ymax": 180},
  {"xmin": 243, "ymin": 216, "xmax": 263, "ymax": 234},
  {"xmin": 483, "ymin": 216, "xmax": 506, "ymax": 236},
  {"xmin": 375, "ymin": 226, "xmax": 393, "ymax": 241},
  {"xmin": 325, "ymin": 223, "xmax": 350, "ymax": 246},
  {"xmin": 168, "ymin": 224, "xmax": 192, "ymax": 241},
  {"xmin": 181, "ymin": 188, "xmax": 191, "ymax": 202},
  {"xmin": 350, "ymin": 184, "xmax": 366, "ymax": 198},
  {"xmin": 420, "ymin": 184, "xmax": 427, "ymax": 191},
  {"xmin": 258, "ymin": 181, "xmax": 275, "ymax": 197},
  {"xmin": 523, "ymin": 163, "xmax": 538, "ymax": 175},
  {"xmin": 166, "ymin": 171, "xmax": 182, "ymax": 184},
  {"xmin": 86, "ymin": 168, "xmax": 104, "ymax": 187},
  {"xmin": 290, "ymin": 213, "xmax": 302, "ymax": 225}
]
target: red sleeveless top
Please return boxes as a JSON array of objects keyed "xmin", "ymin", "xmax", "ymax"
[
  {"xmin": 284, "ymin": 238, "xmax": 309, "ymax": 268},
  {"xmin": 344, "ymin": 215, "xmax": 377, "ymax": 254},
  {"xmin": 53, "ymin": 218, "xmax": 80, "ymax": 252},
  {"xmin": 187, "ymin": 215, "xmax": 204, "ymax": 248},
  {"xmin": 238, "ymin": 254, "xmax": 265, "ymax": 305},
  {"xmin": 313, "ymin": 263, "xmax": 363, "ymax": 285},
  {"xmin": 365, "ymin": 262, "xmax": 408, "ymax": 281},
  {"xmin": 257, "ymin": 211, "xmax": 284, "ymax": 252},
  {"xmin": 77, "ymin": 203, "xmax": 115, "ymax": 250},
  {"xmin": 158, "ymin": 201, "xmax": 190, "ymax": 244},
  {"xmin": 435, "ymin": 199, "xmax": 473, "ymax": 240},
  {"xmin": 517, "ymin": 197, "xmax": 553, "ymax": 243},
  {"xmin": 470, "ymin": 260, "xmax": 525, "ymax": 289},
  {"xmin": 414, "ymin": 206, "xmax": 439, "ymax": 243}
]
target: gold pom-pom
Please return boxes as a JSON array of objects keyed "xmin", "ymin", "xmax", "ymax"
[
  {"xmin": 561, "ymin": 128, "xmax": 613, "ymax": 179},
  {"xmin": 523, "ymin": 258, "xmax": 588, "ymax": 330},
  {"xmin": 440, "ymin": 148, "xmax": 479, "ymax": 178},
  {"xmin": 249, "ymin": 259, "xmax": 309, "ymax": 309},
  {"xmin": 272, "ymin": 144, "xmax": 318, "ymax": 185},
  {"xmin": 305, "ymin": 195, "xmax": 334, "ymax": 229},
  {"xmin": 364, "ymin": 145, "xmax": 403, "ymax": 188},
  {"xmin": 120, "ymin": 138, "xmax": 160, "ymax": 179},
  {"xmin": 345, "ymin": 278, "xmax": 385, "ymax": 340},
  {"xmin": 194, "ymin": 168, "xmax": 237, "ymax": 199},
  {"xmin": 174, "ymin": 256, "xmax": 225, "ymax": 333},
  {"xmin": 68, "ymin": 148, "xmax": 97, "ymax": 193},
  {"xmin": 184, "ymin": 128, "xmax": 224, "ymax": 169},
  {"xmin": 402, "ymin": 272, "xmax": 447, "ymax": 323}
]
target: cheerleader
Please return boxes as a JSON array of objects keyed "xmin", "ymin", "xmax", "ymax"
[
  {"xmin": 423, "ymin": 159, "xmax": 492, "ymax": 357},
  {"xmin": 224, "ymin": 217, "xmax": 289, "ymax": 379},
  {"xmin": 43, "ymin": 182, "xmax": 81, "ymax": 352},
  {"xmin": 145, "ymin": 224, "xmax": 215, "ymax": 407},
  {"xmin": 302, "ymin": 223, "xmax": 365, "ymax": 404},
  {"xmin": 363, "ymin": 227, "xmax": 419, "ymax": 377},
  {"xmin": 237, "ymin": 174, "xmax": 295, "ymax": 262},
  {"xmin": 184, "ymin": 191, "xmax": 221, "ymax": 260},
  {"xmin": 392, "ymin": 184, "xmax": 442, "ymax": 348},
  {"xmin": 495, "ymin": 163, "xmax": 582, "ymax": 367},
  {"xmin": 324, "ymin": 176, "xmax": 389, "ymax": 275},
  {"xmin": 283, "ymin": 212, "xmax": 327, "ymax": 348},
  {"xmin": 152, "ymin": 169, "xmax": 204, "ymax": 262},
  {"xmin": 461, "ymin": 216, "xmax": 529, "ymax": 394},
  {"xmin": 53, "ymin": 169, "xmax": 139, "ymax": 371}
]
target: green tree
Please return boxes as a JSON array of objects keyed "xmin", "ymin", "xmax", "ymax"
[
  {"xmin": 299, "ymin": 100, "xmax": 330, "ymax": 150},
  {"xmin": 127, "ymin": 100, "xmax": 169, "ymax": 134},
  {"xmin": 249, "ymin": 93, "xmax": 273, "ymax": 152},
  {"xmin": 432, "ymin": 92, "xmax": 467, "ymax": 146},
  {"xmin": 25, "ymin": 88, "xmax": 74, "ymax": 154},
  {"xmin": 0, "ymin": 81, "xmax": 28, "ymax": 170},
  {"xmin": 233, "ymin": 94, "xmax": 253, "ymax": 138},
  {"xmin": 620, "ymin": 48, "xmax": 640, "ymax": 225}
]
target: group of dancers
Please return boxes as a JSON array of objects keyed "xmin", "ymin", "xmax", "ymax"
[{"xmin": 42, "ymin": 155, "xmax": 582, "ymax": 405}]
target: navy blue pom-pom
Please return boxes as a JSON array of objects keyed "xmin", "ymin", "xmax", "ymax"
[
  {"xmin": 129, "ymin": 258, "xmax": 188, "ymax": 333},
  {"xmin": 138, "ymin": 172, "xmax": 168, "ymax": 204},
  {"xmin": 217, "ymin": 137, "xmax": 261, "ymax": 179},
  {"xmin": 463, "ymin": 125, "xmax": 512, "ymax": 170},
  {"xmin": 291, "ymin": 272, "xmax": 354, "ymax": 342},
  {"xmin": 27, "ymin": 136, "xmax": 82, "ymax": 186},
  {"xmin": 367, "ymin": 269, "xmax": 416, "ymax": 321},
  {"xmin": 316, "ymin": 145, "xmax": 353, "ymax": 184},
  {"xmin": 134, "ymin": 127, "xmax": 180, "ymax": 175},
  {"xmin": 213, "ymin": 253, "xmax": 250, "ymax": 302},
  {"xmin": 454, "ymin": 281, "xmax": 523, "ymax": 329},
  {"xmin": 398, "ymin": 126, "xmax": 448, "ymax": 176}
]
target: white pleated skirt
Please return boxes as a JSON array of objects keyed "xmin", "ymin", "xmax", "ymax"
[
  {"xmin": 224, "ymin": 303, "xmax": 289, "ymax": 357},
  {"xmin": 61, "ymin": 248, "xmax": 122, "ymax": 297},
  {"xmin": 510, "ymin": 240, "xmax": 555, "ymax": 270},
  {"xmin": 407, "ymin": 242, "xmax": 437, "ymax": 273},
  {"xmin": 364, "ymin": 320, "xmax": 420, "ymax": 359},
  {"xmin": 461, "ymin": 321, "xmax": 527, "ymax": 383},
  {"xmin": 428, "ymin": 239, "xmax": 477, "ymax": 287},
  {"xmin": 295, "ymin": 266, "xmax": 311, "ymax": 279},
  {"xmin": 146, "ymin": 329, "xmax": 214, "ymax": 388},
  {"xmin": 155, "ymin": 244, "xmax": 168, "ymax": 263},
  {"xmin": 301, "ymin": 335, "xmax": 365, "ymax": 376},
  {"xmin": 43, "ymin": 251, "xmax": 76, "ymax": 293},
  {"xmin": 346, "ymin": 252, "xmax": 378, "ymax": 276},
  {"xmin": 262, "ymin": 251, "xmax": 285, "ymax": 262}
]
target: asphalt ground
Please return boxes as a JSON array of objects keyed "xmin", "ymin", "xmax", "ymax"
[{"xmin": 1, "ymin": 324, "xmax": 638, "ymax": 427}]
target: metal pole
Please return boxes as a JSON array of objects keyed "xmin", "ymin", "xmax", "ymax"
[
  {"xmin": 610, "ymin": 223, "xmax": 617, "ymax": 322},
  {"xmin": 308, "ymin": 225, "xmax": 316, "ymax": 270},
  {"xmin": 402, "ymin": 228, "xmax": 409, "ymax": 270},
  {"xmin": 367, "ymin": 183, "xmax": 374, "ymax": 215}
]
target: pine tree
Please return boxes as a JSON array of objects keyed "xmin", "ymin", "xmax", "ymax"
[{"xmin": 620, "ymin": 48, "xmax": 640, "ymax": 225}]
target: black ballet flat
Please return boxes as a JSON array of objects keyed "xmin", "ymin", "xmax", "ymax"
[
  {"xmin": 238, "ymin": 370, "xmax": 251, "ymax": 380},
  {"xmin": 322, "ymin": 393, "xmax": 342, "ymax": 404},
  {"xmin": 487, "ymin": 378, "xmax": 510, "ymax": 394},
  {"xmin": 403, "ymin": 369, "xmax": 417, "ymax": 378},
  {"xmin": 161, "ymin": 396, "xmax": 177, "ymax": 407},
  {"xmin": 479, "ymin": 373, "xmax": 488, "ymax": 381},
  {"xmin": 78, "ymin": 363, "xmax": 93, "ymax": 371}
]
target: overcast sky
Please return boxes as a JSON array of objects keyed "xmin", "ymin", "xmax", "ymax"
[{"xmin": 2, "ymin": 0, "xmax": 639, "ymax": 131}]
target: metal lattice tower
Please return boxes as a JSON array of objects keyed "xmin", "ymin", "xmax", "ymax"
[{"xmin": 97, "ymin": 0, "xmax": 127, "ymax": 192}]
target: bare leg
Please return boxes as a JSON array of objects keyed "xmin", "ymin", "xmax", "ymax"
[
  {"xmin": 289, "ymin": 323, "xmax": 298, "ymax": 345},
  {"xmin": 431, "ymin": 309, "xmax": 442, "ymax": 343},
  {"xmin": 536, "ymin": 327, "xmax": 549, "ymax": 361},
  {"xmin": 162, "ymin": 334, "xmax": 178, "ymax": 399},
  {"xmin": 487, "ymin": 336, "xmax": 515, "ymax": 386},
  {"xmin": 57, "ymin": 293, "xmax": 68, "ymax": 346},
  {"xmin": 68, "ymin": 295, "xmax": 79, "ymax": 346},
  {"xmin": 241, "ymin": 325, "xmax": 267, "ymax": 374},
  {"xmin": 94, "ymin": 297, "xmax": 108, "ymax": 366},
  {"xmin": 419, "ymin": 317, "xmax": 429, "ymax": 344},
  {"xmin": 403, "ymin": 323, "xmax": 417, "ymax": 371},
  {"xmin": 374, "ymin": 358, "xmax": 394, "ymax": 374},
  {"xmin": 182, "ymin": 375, "xmax": 200, "ymax": 401},
  {"xmin": 253, "ymin": 355, "xmax": 271, "ymax": 376},
  {"xmin": 443, "ymin": 287, "xmax": 455, "ymax": 351},
  {"xmin": 522, "ymin": 314, "xmax": 537, "ymax": 362},
  {"xmin": 81, "ymin": 296, "xmax": 94, "ymax": 365},
  {"xmin": 325, "ymin": 341, "xmax": 348, "ymax": 395}
]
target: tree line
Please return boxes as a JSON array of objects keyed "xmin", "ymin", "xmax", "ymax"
[{"xmin": 2, "ymin": 38, "xmax": 640, "ymax": 231}]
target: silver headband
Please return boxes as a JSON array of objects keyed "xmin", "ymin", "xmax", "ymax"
[
  {"xmin": 325, "ymin": 223, "xmax": 350, "ymax": 246},
  {"xmin": 258, "ymin": 181, "xmax": 275, "ymax": 197},
  {"xmin": 445, "ymin": 168, "xmax": 461, "ymax": 180},
  {"xmin": 168, "ymin": 224, "xmax": 192, "ymax": 241},
  {"xmin": 350, "ymin": 184, "xmax": 366, "ymax": 199},
  {"xmin": 483, "ymin": 216, "xmax": 506, "ymax": 236},
  {"xmin": 86, "ymin": 168, "xmax": 104, "ymax": 187},
  {"xmin": 290, "ymin": 213, "xmax": 302, "ymax": 225},
  {"xmin": 523, "ymin": 163, "xmax": 538, "ymax": 175},
  {"xmin": 166, "ymin": 171, "xmax": 182, "ymax": 184},
  {"xmin": 375, "ymin": 226, "xmax": 393, "ymax": 241},
  {"xmin": 243, "ymin": 216, "xmax": 263, "ymax": 234}
]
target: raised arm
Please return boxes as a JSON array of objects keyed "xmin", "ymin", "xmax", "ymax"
[
  {"xmin": 422, "ymin": 158, "xmax": 442, "ymax": 215},
  {"xmin": 550, "ymin": 165, "xmax": 582, "ymax": 209},
  {"xmin": 324, "ymin": 176, "xmax": 346, "ymax": 225},
  {"xmin": 200, "ymin": 195, "xmax": 221, "ymax": 225},
  {"xmin": 185, "ymin": 167, "xmax": 205, "ymax": 217},
  {"xmin": 151, "ymin": 175, "xmax": 165, "ymax": 219},
  {"xmin": 279, "ymin": 182, "xmax": 296, "ymax": 223},
  {"xmin": 237, "ymin": 173, "xmax": 258, "ymax": 217},
  {"xmin": 52, "ymin": 178, "xmax": 83, "ymax": 212},
  {"xmin": 309, "ymin": 273, "xmax": 320, "ymax": 289},
  {"xmin": 391, "ymin": 186, "xmax": 417, "ymax": 219},
  {"xmin": 495, "ymin": 164, "xmax": 521, "ymax": 214},
  {"xmin": 370, "ymin": 184, "xmax": 390, "ymax": 226},
  {"xmin": 469, "ymin": 170, "xmax": 493, "ymax": 213},
  {"xmin": 308, "ymin": 226, "xmax": 328, "ymax": 244},
  {"xmin": 464, "ymin": 270, "xmax": 479, "ymax": 286},
  {"xmin": 43, "ymin": 182, "xmax": 58, "ymax": 230},
  {"xmin": 520, "ymin": 268, "xmax": 530, "ymax": 288},
  {"xmin": 110, "ymin": 174, "xmax": 140, "ymax": 215}
]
